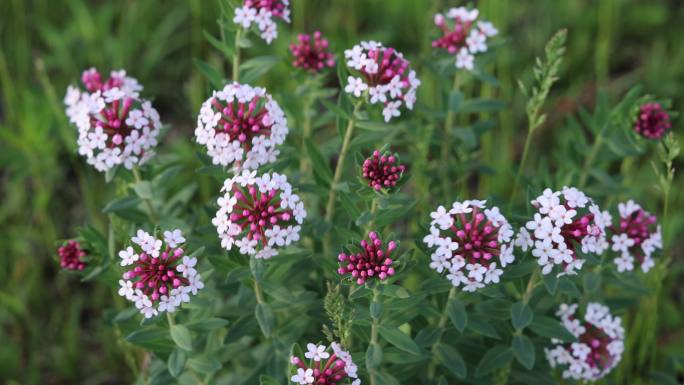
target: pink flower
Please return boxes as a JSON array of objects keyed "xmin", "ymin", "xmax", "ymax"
[
  {"xmin": 634, "ymin": 102, "xmax": 671, "ymax": 140},
  {"xmin": 362, "ymin": 149, "xmax": 406, "ymax": 191},
  {"xmin": 290, "ymin": 31, "xmax": 335, "ymax": 73},
  {"xmin": 546, "ymin": 303, "xmax": 624, "ymax": 381},
  {"xmin": 234, "ymin": 0, "xmax": 290, "ymax": 44},
  {"xmin": 195, "ymin": 83, "xmax": 288, "ymax": 170},
  {"xmin": 338, "ymin": 231, "xmax": 397, "ymax": 285},
  {"xmin": 57, "ymin": 240, "xmax": 87, "ymax": 271},
  {"xmin": 608, "ymin": 200, "xmax": 661, "ymax": 273},
  {"xmin": 432, "ymin": 7, "xmax": 497, "ymax": 70},
  {"xmin": 290, "ymin": 342, "xmax": 359, "ymax": 385}
]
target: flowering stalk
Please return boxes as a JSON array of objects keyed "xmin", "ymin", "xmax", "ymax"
[{"xmin": 132, "ymin": 166, "xmax": 158, "ymax": 224}]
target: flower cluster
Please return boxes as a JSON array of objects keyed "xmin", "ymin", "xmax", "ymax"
[
  {"xmin": 290, "ymin": 342, "xmax": 360, "ymax": 385},
  {"xmin": 546, "ymin": 303, "xmax": 624, "ymax": 381},
  {"xmin": 233, "ymin": 0, "xmax": 291, "ymax": 44},
  {"xmin": 609, "ymin": 200, "xmax": 662, "ymax": 273},
  {"xmin": 117, "ymin": 229, "xmax": 204, "ymax": 318},
  {"xmin": 64, "ymin": 68, "xmax": 161, "ymax": 172},
  {"xmin": 634, "ymin": 102, "xmax": 671, "ymax": 140},
  {"xmin": 290, "ymin": 31, "xmax": 335, "ymax": 73},
  {"xmin": 424, "ymin": 200, "xmax": 515, "ymax": 292},
  {"xmin": 195, "ymin": 83, "xmax": 288, "ymax": 170},
  {"xmin": 515, "ymin": 187, "xmax": 609, "ymax": 276},
  {"xmin": 338, "ymin": 231, "xmax": 397, "ymax": 285},
  {"xmin": 344, "ymin": 41, "xmax": 421, "ymax": 122},
  {"xmin": 57, "ymin": 240, "xmax": 88, "ymax": 271},
  {"xmin": 361, "ymin": 149, "xmax": 406, "ymax": 191},
  {"xmin": 213, "ymin": 171, "xmax": 306, "ymax": 259},
  {"xmin": 432, "ymin": 7, "xmax": 498, "ymax": 70}
]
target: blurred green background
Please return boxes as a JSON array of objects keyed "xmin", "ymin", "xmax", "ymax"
[{"xmin": 0, "ymin": 0, "xmax": 682, "ymax": 384}]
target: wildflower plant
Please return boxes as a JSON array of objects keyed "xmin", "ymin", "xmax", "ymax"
[
  {"xmin": 432, "ymin": 7, "xmax": 498, "ymax": 70},
  {"xmin": 609, "ymin": 200, "xmax": 662, "ymax": 272}
]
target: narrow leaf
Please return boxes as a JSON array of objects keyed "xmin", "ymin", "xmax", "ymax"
[
  {"xmin": 512, "ymin": 335, "xmax": 535, "ymax": 370},
  {"xmin": 377, "ymin": 325, "xmax": 422, "ymax": 356}
]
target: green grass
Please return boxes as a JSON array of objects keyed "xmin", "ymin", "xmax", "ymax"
[{"xmin": 1, "ymin": 0, "xmax": 683, "ymax": 383}]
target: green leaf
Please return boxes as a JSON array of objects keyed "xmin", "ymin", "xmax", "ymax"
[
  {"xmin": 320, "ymin": 98, "xmax": 352, "ymax": 120},
  {"xmin": 583, "ymin": 271, "xmax": 602, "ymax": 293},
  {"xmin": 467, "ymin": 315, "xmax": 500, "ymax": 339},
  {"xmin": 529, "ymin": 316, "xmax": 576, "ymax": 342},
  {"xmin": 475, "ymin": 346, "xmax": 513, "ymax": 377},
  {"xmin": 448, "ymin": 90, "xmax": 464, "ymax": 111},
  {"xmin": 458, "ymin": 98, "xmax": 507, "ymax": 113},
  {"xmin": 366, "ymin": 342, "xmax": 383, "ymax": 369},
  {"xmin": 187, "ymin": 355, "xmax": 221, "ymax": 374},
  {"xmin": 370, "ymin": 299, "xmax": 383, "ymax": 319},
  {"xmin": 259, "ymin": 375, "xmax": 281, "ymax": 385},
  {"xmin": 241, "ymin": 56, "xmax": 280, "ymax": 83},
  {"xmin": 255, "ymin": 303, "xmax": 274, "ymax": 337},
  {"xmin": 102, "ymin": 196, "xmax": 140, "ymax": 213},
  {"xmin": 434, "ymin": 343, "xmax": 467, "ymax": 378},
  {"xmin": 194, "ymin": 59, "xmax": 224, "ymax": 89},
  {"xmin": 511, "ymin": 302, "xmax": 534, "ymax": 330},
  {"xmin": 125, "ymin": 327, "xmax": 174, "ymax": 351},
  {"xmin": 170, "ymin": 324, "xmax": 193, "ymax": 351},
  {"xmin": 542, "ymin": 272, "xmax": 558, "ymax": 295},
  {"xmin": 475, "ymin": 299, "xmax": 512, "ymax": 319},
  {"xmin": 512, "ymin": 335, "xmax": 535, "ymax": 370},
  {"xmin": 186, "ymin": 317, "xmax": 229, "ymax": 332},
  {"xmin": 305, "ymin": 138, "xmax": 332, "ymax": 186},
  {"xmin": 376, "ymin": 371, "xmax": 401, "ymax": 385},
  {"xmin": 377, "ymin": 325, "xmax": 422, "ymax": 356},
  {"xmin": 446, "ymin": 298, "xmax": 467, "ymax": 332},
  {"xmin": 167, "ymin": 348, "xmax": 187, "ymax": 377},
  {"xmin": 203, "ymin": 29, "xmax": 233, "ymax": 57},
  {"xmin": 132, "ymin": 180, "xmax": 153, "ymax": 200}
]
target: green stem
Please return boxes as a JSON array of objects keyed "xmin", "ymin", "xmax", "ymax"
[
  {"xmin": 253, "ymin": 278, "xmax": 265, "ymax": 304},
  {"xmin": 426, "ymin": 287, "xmax": 457, "ymax": 380},
  {"xmin": 522, "ymin": 267, "xmax": 541, "ymax": 304},
  {"xmin": 232, "ymin": 29, "xmax": 242, "ymax": 81},
  {"xmin": 440, "ymin": 73, "xmax": 461, "ymax": 198},
  {"xmin": 579, "ymin": 132, "xmax": 604, "ymax": 188},
  {"xmin": 299, "ymin": 94, "xmax": 314, "ymax": 174},
  {"xmin": 369, "ymin": 286, "xmax": 381, "ymax": 385},
  {"xmin": 323, "ymin": 101, "xmax": 363, "ymax": 253},
  {"xmin": 132, "ymin": 167, "xmax": 158, "ymax": 224},
  {"xmin": 166, "ymin": 312, "xmax": 176, "ymax": 327},
  {"xmin": 510, "ymin": 125, "xmax": 535, "ymax": 206}
]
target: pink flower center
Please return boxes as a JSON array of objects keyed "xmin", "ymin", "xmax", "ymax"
[
  {"xmin": 227, "ymin": 185, "xmax": 293, "ymax": 246},
  {"xmin": 93, "ymin": 98, "xmax": 138, "ymax": 148},
  {"xmin": 362, "ymin": 150, "xmax": 406, "ymax": 191},
  {"xmin": 58, "ymin": 240, "xmax": 87, "ymax": 271},
  {"xmin": 559, "ymin": 212, "xmax": 596, "ymax": 259},
  {"xmin": 360, "ymin": 47, "xmax": 410, "ymax": 88},
  {"xmin": 448, "ymin": 208, "xmax": 500, "ymax": 266},
  {"xmin": 244, "ymin": 0, "xmax": 287, "ymax": 18},
  {"xmin": 577, "ymin": 322, "xmax": 615, "ymax": 370},
  {"xmin": 290, "ymin": 32, "xmax": 335, "ymax": 72},
  {"xmin": 292, "ymin": 355, "xmax": 352, "ymax": 384},
  {"xmin": 127, "ymin": 248, "xmax": 187, "ymax": 302},
  {"xmin": 432, "ymin": 17, "xmax": 473, "ymax": 54},
  {"xmin": 338, "ymin": 232, "xmax": 396, "ymax": 285},
  {"xmin": 211, "ymin": 96, "xmax": 272, "ymax": 150},
  {"xmin": 634, "ymin": 103, "xmax": 671, "ymax": 139},
  {"xmin": 82, "ymin": 69, "xmax": 125, "ymax": 93}
]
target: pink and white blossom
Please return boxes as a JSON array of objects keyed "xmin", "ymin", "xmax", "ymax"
[
  {"xmin": 337, "ymin": 231, "xmax": 397, "ymax": 285},
  {"xmin": 432, "ymin": 7, "xmax": 498, "ymax": 70},
  {"xmin": 290, "ymin": 342, "xmax": 359, "ymax": 385},
  {"xmin": 607, "ymin": 200, "xmax": 661, "ymax": 273},
  {"xmin": 233, "ymin": 0, "xmax": 290, "ymax": 44}
]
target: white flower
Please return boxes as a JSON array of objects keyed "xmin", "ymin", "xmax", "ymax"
[
  {"xmin": 291, "ymin": 368, "xmax": 314, "ymax": 385},
  {"xmin": 368, "ymin": 86, "xmax": 387, "ymax": 104},
  {"xmin": 611, "ymin": 233, "xmax": 635, "ymax": 253},
  {"xmin": 118, "ymin": 246, "xmax": 138, "ymax": 266},
  {"xmin": 614, "ymin": 253, "xmax": 634, "ymax": 272},
  {"xmin": 455, "ymin": 48, "xmax": 474, "ymax": 70},
  {"xmin": 484, "ymin": 263, "xmax": 503, "ymax": 284},
  {"xmin": 176, "ymin": 256, "xmax": 197, "ymax": 277},
  {"xmin": 118, "ymin": 279, "xmax": 134, "ymax": 299},
  {"xmin": 515, "ymin": 227, "xmax": 533, "ymax": 251},
  {"xmin": 163, "ymin": 229, "xmax": 186, "ymax": 248},
  {"xmin": 466, "ymin": 31, "xmax": 487, "ymax": 53},
  {"xmin": 430, "ymin": 205, "xmax": 453, "ymax": 229},
  {"xmin": 478, "ymin": 21, "xmax": 499, "ymax": 36},
  {"xmin": 382, "ymin": 101, "xmax": 401, "ymax": 122},
  {"xmin": 304, "ymin": 343, "xmax": 330, "ymax": 362},
  {"xmin": 233, "ymin": 6, "xmax": 256, "ymax": 28},
  {"xmin": 344, "ymin": 76, "xmax": 368, "ymax": 97}
]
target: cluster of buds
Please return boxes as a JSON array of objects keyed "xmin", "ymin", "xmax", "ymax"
[
  {"xmin": 57, "ymin": 240, "xmax": 88, "ymax": 271},
  {"xmin": 212, "ymin": 171, "xmax": 306, "ymax": 259},
  {"xmin": 64, "ymin": 68, "xmax": 161, "ymax": 172},
  {"xmin": 516, "ymin": 187, "xmax": 609, "ymax": 276},
  {"xmin": 609, "ymin": 200, "xmax": 662, "ymax": 273},
  {"xmin": 233, "ymin": 0, "xmax": 291, "ymax": 44},
  {"xmin": 633, "ymin": 102, "xmax": 671, "ymax": 140},
  {"xmin": 424, "ymin": 200, "xmax": 515, "ymax": 292},
  {"xmin": 290, "ymin": 31, "xmax": 336, "ymax": 73},
  {"xmin": 344, "ymin": 41, "xmax": 421, "ymax": 122},
  {"xmin": 432, "ymin": 7, "xmax": 498, "ymax": 70},
  {"xmin": 195, "ymin": 83, "xmax": 288, "ymax": 171},
  {"xmin": 361, "ymin": 149, "xmax": 406, "ymax": 191},
  {"xmin": 337, "ymin": 231, "xmax": 397, "ymax": 285},
  {"xmin": 117, "ymin": 229, "xmax": 204, "ymax": 318},
  {"xmin": 546, "ymin": 303, "xmax": 624, "ymax": 381},
  {"xmin": 290, "ymin": 343, "xmax": 360, "ymax": 385}
]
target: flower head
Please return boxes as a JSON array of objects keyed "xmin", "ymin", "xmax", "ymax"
[
  {"xmin": 290, "ymin": 342, "xmax": 359, "ymax": 385},
  {"xmin": 233, "ymin": 0, "xmax": 290, "ymax": 44},
  {"xmin": 545, "ymin": 302, "xmax": 624, "ymax": 381},
  {"xmin": 290, "ymin": 31, "xmax": 335, "ymax": 73},
  {"xmin": 608, "ymin": 200, "xmax": 661, "ymax": 273},
  {"xmin": 432, "ymin": 7, "xmax": 498, "ymax": 70},
  {"xmin": 362, "ymin": 149, "xmax": 406, "ymax": 191},
  {"xmin": 117, "ymin": 229, "xmax": 203, "ymax": 318},
  {"xmin": 344, "ymin": 41, "xmax": 420, "ymax": 122},
  {"xmin": 65, "ymin": 68, "xmax": 161, "ymax": 172},
  {"xmin": 424, "ymin": 200, "xmax": 515, "ymax": 292},
  {"xmin": 195, "ymin": 83, "xmax": 288, "ymax": 170},
  {"xmin": 213, "ymin": 171, "xmax": 305, "ymax": 259},
  {"xmin": 517, "ymin": 187, "xmax": 608, "ymax": 276},
  {"xmin": 57, "ymin": 240, "xmax": 88, "ymax": 271},
  {"xmin": 634, "ymin": 102, "xmax": 671, "ymax": 140},
  {"xmin": 338, "ymin": 232, "xmax": 397, "ymax": 285}
]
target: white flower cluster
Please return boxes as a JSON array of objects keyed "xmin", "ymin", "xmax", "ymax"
[
  {"xmin": 117, "ymin": 229, "xmax": 204, "ymax": 319},
  {"xmin": 213, "ymin": 170, "xmax": 306, "ymax": 259},
  {"xmin": 515, "ymin": 187, "xmax": 609, "ymax": 276},
  {"xmin": 290, "ymin": 342, "xmax": 360, "ymax": 385},
  {"xmin": 233, "ymin": 0, "xmax": 291, "ymax": 44},
  {"xmin": 343, "ymin": 41, "xmax": 421, "ymax": 122},
  {"xmin": 611, "ymin": 200, "xmax": 662, "ymax": 273},
  {"xmin": 195, "ymin": 83, "xmax": 288, "ymax": 171},
  {"xmin": 424, "ymin": 200, "xmax": 515, "ymax": 292},
  {"xmin": 546, "ymin": 303, "xmax": 624, "ymax": 382},
  {"xmin": 433, "ymin": 7, "xmax": 498, "ymax": 71},
  {"xmin": 64, "ymin": 71, "xmax": 161, "ymax": 172}
]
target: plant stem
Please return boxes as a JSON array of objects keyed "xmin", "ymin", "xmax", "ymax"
[
  {"xmin": 166, "ymin": 312, "xmax": 175, "ymax": 327},
  {"xmin": 440, "ymin": 73, "xmax": 461, "ymax": 198},
  {"xmin": 253, "ymin": 278, "xmax": 265, "ymax": 304},
  {"xmin": 579, "ymin": 132, "xmax": 604, "ymax": 188},
  {"xmin": 299, "ymin": 94, "xmax": 314, "ymax": 174},
  {"xmin": 509, "ymin": 124, "xmax": 536, "ymax": 207},
  {"xmin": 232, "ymin": 29, "xmax": 242, "ymax": 82},
  {"xmin": 426, "ymin": 287, "xmax": 457, "ymax": 380},
  {"xmin": 522, "ymin": 267, "xmax": 541, "ymax": 304},
  {"xmin": 323, "ymin": 101, "xmax": 363, "ymax": 254},
  {"xmin": 369, "ymin": 286, "xmax": 381, "ymax": 385},
  {"xmin": 132, "ymin": 167, "xmax": 158, "ymax": 224}
]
